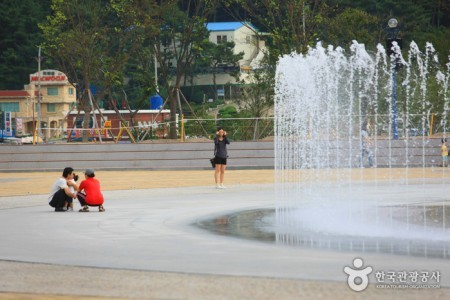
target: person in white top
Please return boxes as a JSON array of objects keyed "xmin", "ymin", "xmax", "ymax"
[{"xmin": 48, "ymin": 167, "xmax": 79, "ymax": 212}]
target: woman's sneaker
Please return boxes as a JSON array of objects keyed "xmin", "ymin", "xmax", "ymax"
[
  {"xmin": 99, "ymin": 205, "xmax": 105, "ymax": 212},
  {"xmin": 79, "ymin": 206, "xmax": 89, "ymax": 212}
]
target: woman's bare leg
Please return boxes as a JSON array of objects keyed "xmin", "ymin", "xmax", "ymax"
[
  {"xmin": 220, "ymin": 164, "xmax": 226, "ymax": 185},
  {"xmin": 214, "ymin": 164, "xmax": 221, "ymax": 186}
]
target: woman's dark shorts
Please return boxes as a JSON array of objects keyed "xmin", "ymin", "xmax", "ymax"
[{"xmin": 214, "ymin": 156, "xmax": 227, "ymax": 165}]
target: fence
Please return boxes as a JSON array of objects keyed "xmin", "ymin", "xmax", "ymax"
[{"xmin": 19, "ymin": 112, "xmax": 450, "ymax": 144}]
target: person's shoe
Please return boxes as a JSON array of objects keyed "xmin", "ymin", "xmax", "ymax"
[
  {"xmin": 98, "ymin": 205, "xmax": 105, "ymax": 212},
  {"xmin": 67, "ymin": 207, "xmax": 74, "ymax": 212},
  {"xmin": 55, "ymin": 207, "xmax": 66, "ymax": 212},
  {"xmin": 220, "ymin": 184, "xmax": 227, "ymax": 189},
  {"xmin": 79, "ymin": 206, "xmax": 89, "ymax": 212},
  {"xmin": 216, "ymin": 184, "xmax": 221, "ymax": 189}
]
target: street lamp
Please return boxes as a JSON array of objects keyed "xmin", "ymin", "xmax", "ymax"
[{"xmin": 386, "ymin": 18, "xmax": 402, "ymax": 140}]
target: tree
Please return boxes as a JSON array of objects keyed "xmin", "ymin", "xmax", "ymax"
[
  {"xmin": 222, "ymin": 1, "xmax": 328, "ymax": 132},
  {"xmin": 236, "ymin": 65, "xmax": 274, "ymax": 140},
  {"xmin": 153, "ymin": 0, "xmax": 219, "ymax": 139},
  {"xmin": 224, "ymin": 0, "xmax": 327, "ymax": 61},
  {"xmin": 40, "ymin": 0, "xmax": 112, "ymax": 141},
  {"xmin": 203, "ymin": 40, "xmax": 243, "ymax": 100},
  {"xmin": 324, "ymin": 8, "xmax": 380, "ymax": 48},
  {"xmin": 40, "ymin": 0, "xmax": 158, "ymax": 142},
  {"xmin": 327, "ymin": 0, "xmax": 450, "ymax": 59},
  {"xmin": 0, "ymin": 0, "xmax": 51, "ymax": 89}
]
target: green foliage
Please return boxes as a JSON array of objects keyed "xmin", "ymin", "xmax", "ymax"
[
  {"xmin": 218, "ymin": 105, "xmax": 238, "ymax": 118},
  {"xmin": 152, "ymin": 0, "xmax": 219, "ymax": 138},
  {"xmin": 0, "ymin": 0, "xmax": 51, "ymax": 89},
  {"xmin": 39, "ymin": 0, "xmax": 110, "ymax": 93},
  {"xmin": 184, "ymin": 110, "xmax": 216, "ymax": 138},
  {"xmin": 326, "ymin": 0, "xmax": 449, "ymax": 60},
  {"xmin": 226, "ymin": 0, "xmax": 327, "ymax": 63},
  {"xmin": 39, "ymin": 0, "xmax": 160, "ymax": 142},
  {"xmin": 324, "ymin": 8, "xmax": 380, "ymax": 48},
  {"xmin": 237, "ymin": 67, "xmax": 275, "ymax": 118}
]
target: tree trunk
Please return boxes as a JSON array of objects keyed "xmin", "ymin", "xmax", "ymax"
[
  {"xmin": 169, "ymin": 88, "xmax": 178, "ymax": 139},
  {"xmin": 81, "ymin": 88, "xmax": 91, "ymax": 143}
]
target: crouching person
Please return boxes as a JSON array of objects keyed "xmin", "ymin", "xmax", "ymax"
[
  {"xmin": 49, "ymin": 167, "xmax": 78, "ymax": 212},
  {"xmin": 77, "ymin": 169, "xmax": 105, "ymax": 212}
]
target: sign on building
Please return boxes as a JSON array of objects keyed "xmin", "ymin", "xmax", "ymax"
[
  {"xmin": 3, "ymin": 111, "xmax": 12, "ymax": 137},
  {"xmin": 16, "ymin": 118, "xmax": 23, "ymax": 135},
  {"xmin": 217, "ymin": 88, "xmax": 225, "ymax": 97},
  {"xmin": 2, "ymin": 111, "xmax": 13, "ymax": 137}
]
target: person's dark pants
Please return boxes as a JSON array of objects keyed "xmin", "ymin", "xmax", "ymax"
[
  {"xmin": 77, "ymin": 192, "xmax": 101, "ymax": 207},
  {"xmin": 362, "ymin": 148, "xmax": 373, "ymax": 167},
  {"xmin": 49, "ymin": 189, "xmax": 71, "ymax": 209}
]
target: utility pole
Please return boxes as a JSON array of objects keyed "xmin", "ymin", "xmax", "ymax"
[
  {"xmin": 37, "ymin": 47, "xmax": 42, "ymax": 141},
  {"xmin": 154, "ymin": 53, "xmax": 159, "ymax": 93}
]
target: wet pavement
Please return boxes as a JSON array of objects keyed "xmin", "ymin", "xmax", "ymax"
[{"xmin": 1, "ymin": 169, "xmax": 450, "ymax": 299}]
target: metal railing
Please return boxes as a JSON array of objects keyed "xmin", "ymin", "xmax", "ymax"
[{"xmin": 8, "ymin": 112, "xmax": 450, "ymax": 144}]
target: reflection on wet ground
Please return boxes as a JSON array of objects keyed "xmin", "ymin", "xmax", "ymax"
[
  {"xmin": 196, "ymin": 207, "xmax": 450, "ymax": 259},
  {"xmin": 196, "ymin": 209, "xmax": 275, "ymax": 242}
]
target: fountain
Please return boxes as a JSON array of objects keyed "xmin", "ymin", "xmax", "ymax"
[
  {"xmin": 273, "ymin": 41, "xmax": 450, "ymax": 257},
  {"xmin": 197, "ymin": 41, "xmax": 449, "ymax": 259}
]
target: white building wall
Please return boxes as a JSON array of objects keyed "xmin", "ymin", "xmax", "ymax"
[
  {"xmin": 208, "ymin": 25, "xmax": 258, "ymax": 67},
  {"xmin": 233, "ymin": 26, "xmax": 258, "ymax": 66}
]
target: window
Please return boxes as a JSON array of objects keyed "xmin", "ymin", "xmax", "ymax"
[
  {"xmin": 68, "ymin": 88, "xmax": 74, "ymax": 95},
  {"xmin": 43, "ymin": 71, "xmax": 55, "ymax": 76},
  {"xmin": 74, "ymin": 116, "xmax": 83, "ymax": 128},
  {"xmin": 217, "ymin": 35, "xmax": 227, "ymax": 44},
  {"xmin": 47, "ymin": 103, "xmax": 56, "ymax": 113},
  {"xmin": 47, "ymin": 87, "xmax": 58, "ymax": 96},
  {"xmin": 74, "ymin": 116, "xmax": 94, "ymax": 128},
  {"xmin": 0, "ymin": 102, "xmax": 19, "ymax": 112}
]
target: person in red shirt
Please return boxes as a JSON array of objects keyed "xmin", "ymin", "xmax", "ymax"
[{"xmin": 77, "ymin": 169, "xmax": 105, "ymax": 212}]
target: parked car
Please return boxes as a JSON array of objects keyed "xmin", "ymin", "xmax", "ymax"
[
  {"xmin": 2, "ymin": 137, "xmax": 22, "ymax": 144},
  {"xmin": 16, "ymin": 135, "xmax": 43, "ymax": 144}
]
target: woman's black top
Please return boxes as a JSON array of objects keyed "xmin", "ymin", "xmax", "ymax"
[{"xmin": 214, "ymin": 136, "xmax": 230, "ymax": 158}]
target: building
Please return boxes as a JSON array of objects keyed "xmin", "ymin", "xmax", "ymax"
[
  {"xmin": 206, "ymin": 21, "xmax": 260, "ymax": 68},
  {"xmin": 186, "ymin": 22, "xmax": 266, "ymax": 87},
  {"xmin": 0, "ymin": 69, "xmax": 76, "ymax": 140}
]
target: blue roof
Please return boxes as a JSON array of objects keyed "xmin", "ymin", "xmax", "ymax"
[{"xmin": 206, "ymin": 22, "xmax": 258, "ymax": 32}]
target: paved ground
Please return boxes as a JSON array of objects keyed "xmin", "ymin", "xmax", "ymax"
[{"xmin": 1, "ymin": 168, "xmax": 450, "ymax": 299}]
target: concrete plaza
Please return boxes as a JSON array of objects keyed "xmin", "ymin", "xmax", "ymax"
[{"xmin": 1, "ymin": 169, "xmax": 450, "ymax": 299}]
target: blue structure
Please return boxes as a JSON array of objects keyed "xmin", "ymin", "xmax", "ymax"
[
  {"xmin": 205, "ymin": 22, "xmax": 258, "ymax": 32},
  {"xmin": 90, "ymin": 84, "xmax": 101, "ymax": 96},
  {"xmin": 150, "ymin": 94, "xmax": 164, "ymax": 110}
]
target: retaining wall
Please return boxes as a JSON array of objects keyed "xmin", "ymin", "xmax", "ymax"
[
  {"xmin": 0, "ymin": 138, "xmax": 444, "ymax": 171},
  {"xmin": 0, "ymin": 141, "xmax": 274, "ymax": 171}
]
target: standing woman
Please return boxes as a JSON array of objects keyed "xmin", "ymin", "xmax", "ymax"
[{"xmin": 214, "ymin": 127, "xmax": 230, "ymax": 189}]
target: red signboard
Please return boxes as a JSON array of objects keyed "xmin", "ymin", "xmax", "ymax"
[{"xmin": 30, "ymin": 75, "xmax": 67, "ymax": 82}]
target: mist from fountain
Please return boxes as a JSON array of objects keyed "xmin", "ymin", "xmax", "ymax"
[{"xmin": 274, "ymin": 41, "xmax": 450, "ymax": 255}]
